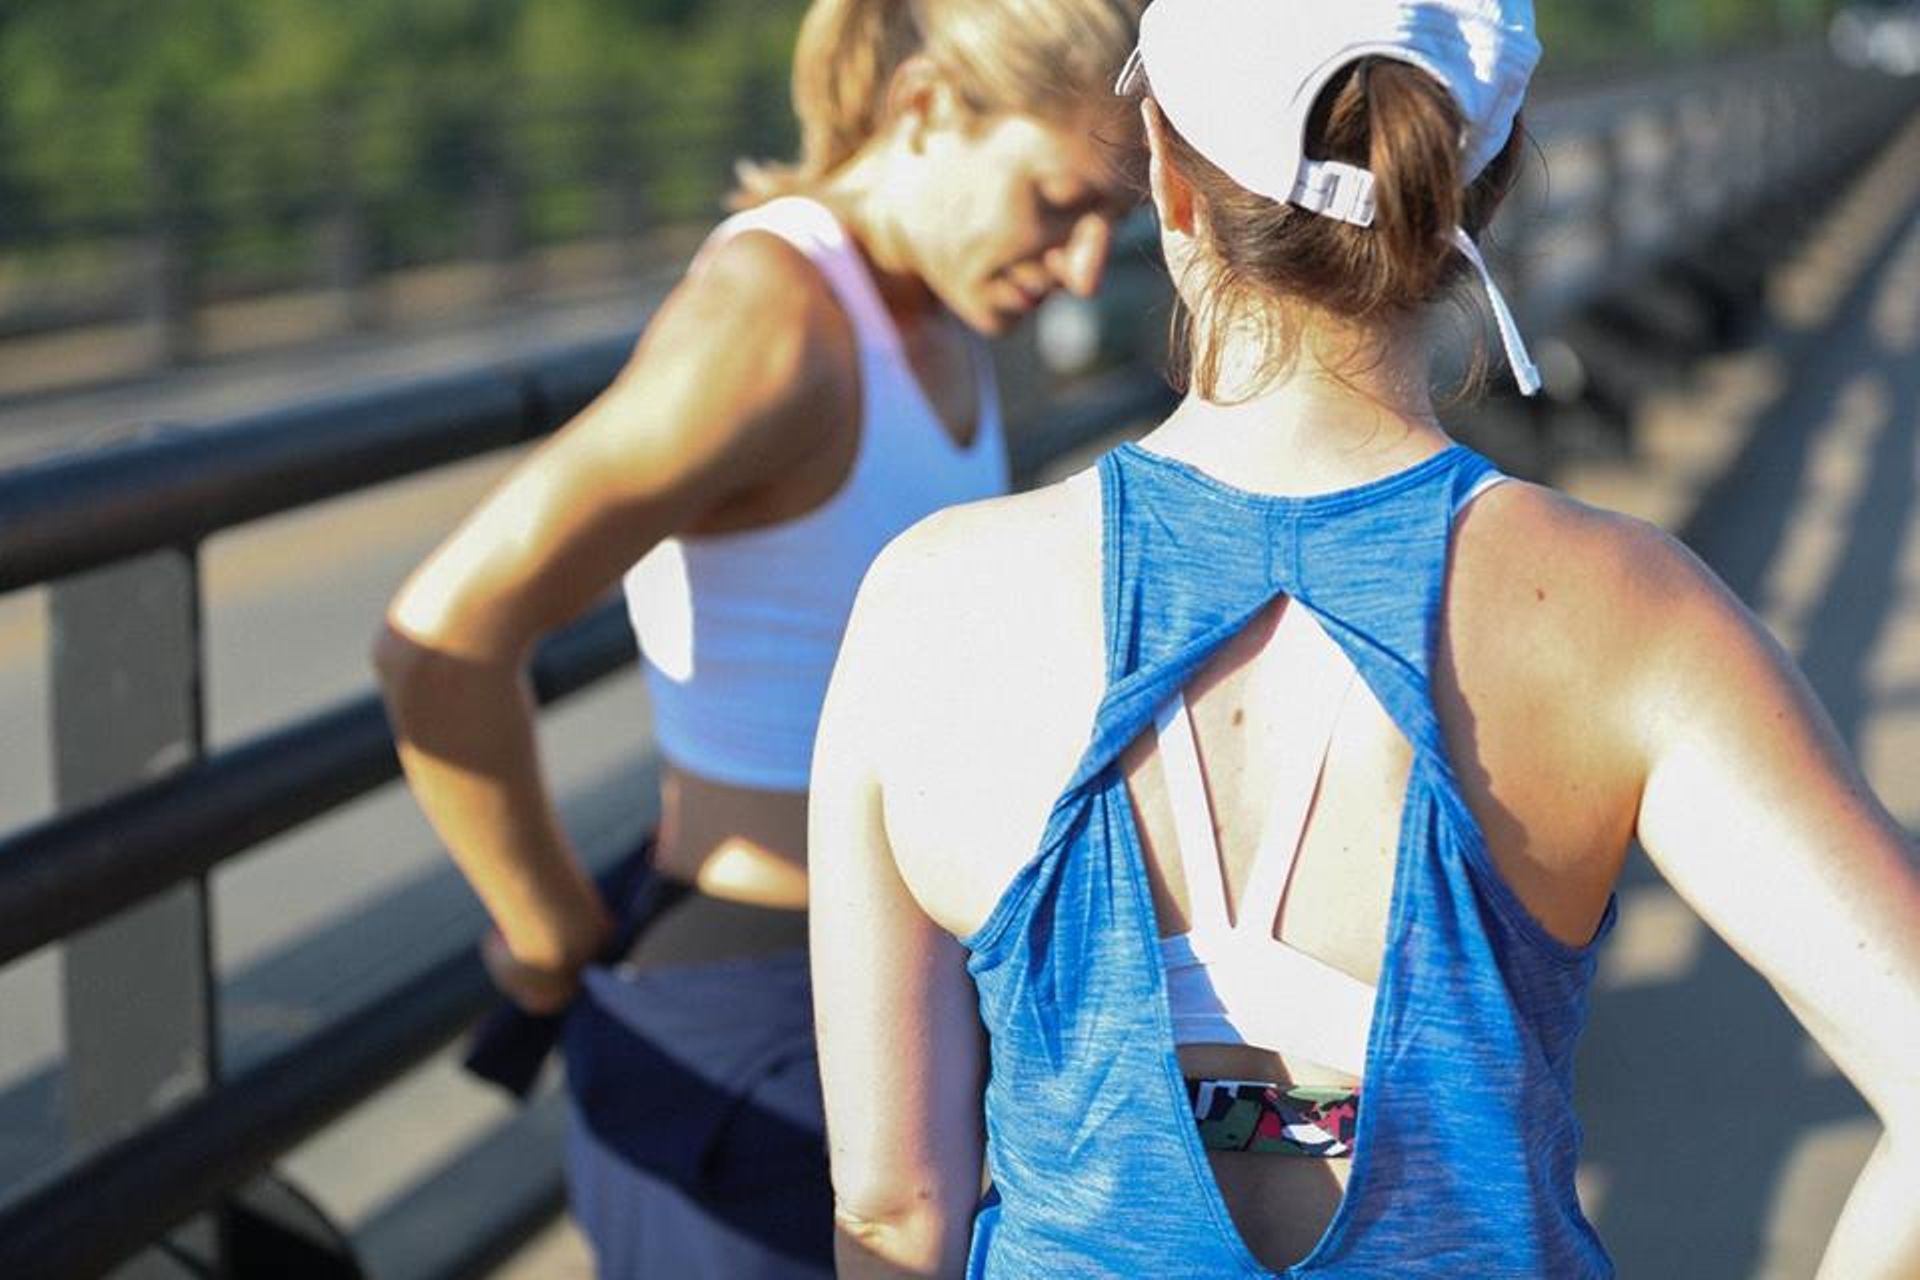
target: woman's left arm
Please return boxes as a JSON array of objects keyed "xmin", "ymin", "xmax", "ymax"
[
  {"xmin": 809, "ymin": 543, "xmax": 988, "ymax": 1280},
  {"xmin": 1628, "ymin": 531, "xmax": 1920, "ymax": 1278}
]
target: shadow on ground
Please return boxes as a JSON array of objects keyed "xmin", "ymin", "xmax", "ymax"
[{"xmin": 1574, "ymin": 190, "xmax": 1919, "ymax": 1277}]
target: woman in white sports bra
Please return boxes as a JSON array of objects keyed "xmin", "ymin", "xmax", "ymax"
[{"xmin": 374, "ymin": 1, "xmax": 1143, "ymax": 1275}]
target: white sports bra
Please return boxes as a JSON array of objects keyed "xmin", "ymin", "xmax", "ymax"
[
  {"xmin": 1155, "ymin": 595, "xmax": 1377, "ymax": 1079},
  {"xmin": 623, "ymin": 197, "xmax": 1008, "ymax": 791}
]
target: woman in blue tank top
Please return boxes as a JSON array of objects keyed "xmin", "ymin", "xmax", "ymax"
[
  {"xmin": 374, "ymin": 1, "xmax": 1146, "ymax": 1275},
  {"xmin": 809, "ymin": 2, "xmax": 1920, "ymax": 1276}
]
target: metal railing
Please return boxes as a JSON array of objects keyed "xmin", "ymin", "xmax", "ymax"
[
  {"xmin": 0, "ymin": 42, "xmax": 1914, "ymax": 1280},
  {"xmin": 4, "ymin": 38, "xmax": 1908, "ymax": 391},
  {"xmin": 0, "ymin": 74, "xmax": 789, "ymax": 388},
  {"xmin": 1511, "ymin": 43, "xmax": 1897, "ymax": 338},
  {"xmin": 0, "ymin": 328, "xmax": 1172, "ymax": 1277}
]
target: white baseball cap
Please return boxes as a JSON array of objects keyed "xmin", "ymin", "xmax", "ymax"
[{"xmin": 1117, "ymin": 0, "xmax": 1545, "ymax": 395}]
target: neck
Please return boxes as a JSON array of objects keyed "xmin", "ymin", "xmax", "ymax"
[
  {"xmin": 1151, "ymin": 313, "xmax": 1450, "ymax": 492},
  {"xmin": 816, "ymin": 144, "xmax": 942, "ymax": 324}
]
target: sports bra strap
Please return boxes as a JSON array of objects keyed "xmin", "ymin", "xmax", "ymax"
[
  {"xmin": 1238, "ymin": 605, "xmax": 1358, "ymax": 931},
  {"xmin": 700, "ymin": 196, "xmax": 903, "ymax": 355},
  {"xmin": 1152, "ymin": 597, "xmax": 1359, "ymax": 939},
  {"xmin": 1152, "ymin": 695, "xmax": 1232, "ymax": 935},
  {"xmin": 1462, "ymin": 469, "xmax": 1509, "ymax": 508}
]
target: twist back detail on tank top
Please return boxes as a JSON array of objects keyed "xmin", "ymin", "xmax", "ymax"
[{"xmin": 959, "ymin": 441, "xmax": 1618, "ymax": 1278}]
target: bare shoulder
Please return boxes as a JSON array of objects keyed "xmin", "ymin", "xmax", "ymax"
[
  {"xmin": 861, "ymin": 468, "xmax": 1104, "ymax": 625},
  {"xmin": 1443, "ymin": 475, "xmax": 1783, "ymax": 782},
  {"xmin": 844, "ymin": 468, "xmax": 1108, "ymax": 905},
  {"xmin": 1431, "ymin": 478, "xmax": 1780, "ymax": 916},
  {"xmin": 850, "ymin": 472, "xmax": 1108, "ymax": 724},
  {"xmin": 1450, "ymin": 479, "xmax": 1714, "ymax": 611},
  {"xmin": 1446, "ymin": 478, "xmax": 1745, "ymax": 674},
  {"xmin": 566, "ymin": 224, "xmax": 860, "ymax": 497},
  {"xmin": 681, "ymin": 225, "xmax": 846, "ymax": 329},
  {"xmin": 633, "ymin": 227, "xmax": 853, "ymax": 392},
  {"xmin": 851, "ymin": 466, "xmax": 1105, "ymax": 677}
]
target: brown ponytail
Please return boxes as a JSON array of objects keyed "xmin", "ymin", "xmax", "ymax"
[
  {"xmin": 1157, "ymin": 56, "xmax": 1524, "ymax": 401},
  {"xmin": 1359, "ymin": 61, "xmax": 1466, "ymax": 305}
]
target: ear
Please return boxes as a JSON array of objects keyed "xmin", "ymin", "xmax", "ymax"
[
  {"xmin": 1142, "ymin": 99, "xmax": 1197, "ymax": 237},
  {"xmin": 885, "ymin": 54, "xmax": 958, "ymax": 152}
]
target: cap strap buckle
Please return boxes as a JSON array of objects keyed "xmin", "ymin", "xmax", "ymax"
[{"xmin": 1290, "ymin": 160, "xmax": 1377, "ymax": 228}]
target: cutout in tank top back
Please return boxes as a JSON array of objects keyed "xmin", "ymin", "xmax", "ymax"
[{"xmin": 1155, "ymin": 595, "xmax": 1376, "ymax": 1078}]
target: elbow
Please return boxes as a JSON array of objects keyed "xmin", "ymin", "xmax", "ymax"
[
  {"xmin": 370, "ymin": 621, "xmax": 440, "ymax": 748},
  {"xmin": 832, "ymin": 1202, "xmax": 953, "ymax": 1278},
  {"xmin": 371, "ymin": 603, "xmax": 533, "ymax": 743},
  {"xmin": 370, "ymin": 616, "xmax": 409, "ymax": 686},
  {"xmin": 829, "ymin": 1177, "xmax": 970, "ymax": 1276},
  {"xmin": 370, "ymin": 603, "xmax": 483, "ymax": 718},
  {"xmin": 370, "ymin": 610, "xmax": 434, "ymax": 704},
  {"xmin": 832, "ymin": 1200, "xmax": 908, "ymax": 1257}
]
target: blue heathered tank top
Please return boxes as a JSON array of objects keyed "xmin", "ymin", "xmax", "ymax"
[{"xmin": 960, "ymin": 441, "xmax": 1618, "ymax": 1277}]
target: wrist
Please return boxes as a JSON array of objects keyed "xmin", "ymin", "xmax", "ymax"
[{"xmin": 503, "ymin": 893, "xmax": 614, "ymax": 975}]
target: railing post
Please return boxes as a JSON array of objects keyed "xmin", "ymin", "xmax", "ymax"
[
  {"xmin": 601, "ymin": 91, "xmax": 650, "ymax": 276},
  {"xmin": 142, "ymin": 110, "xmax": 197, "ymax": 368},
  {"xmin": 321, "ymin": 101, "xmax": 375, "ymax": 333},
  {"xmin": 477, "ymin": 97, "xmax": 529, "ymax": 303},
  {"xmin": 51, "ymin": 543, "xmax": 219, "ymax": 1276},
  {"xmin": 44, "ymin": 537, "xmax": 372, "ymax": 1277}
]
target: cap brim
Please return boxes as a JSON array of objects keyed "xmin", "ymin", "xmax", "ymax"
[{"xmin": 1114, "ymin": 46, "xmax": 1147, "ymax": 95}]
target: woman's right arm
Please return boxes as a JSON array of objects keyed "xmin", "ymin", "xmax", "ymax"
[{"xmin": 374, "ymin": 232, "xmax": 852, "ymax": 1009}]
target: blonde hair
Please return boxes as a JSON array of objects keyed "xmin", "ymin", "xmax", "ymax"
[{"xmin": 732, "ymin": 0, "xmax": 1143, "ymax": 207}]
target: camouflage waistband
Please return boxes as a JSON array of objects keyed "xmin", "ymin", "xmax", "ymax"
[{"xmin": 1186, "ymin": 1077, "xmax": 1360, "ymax": 1158}]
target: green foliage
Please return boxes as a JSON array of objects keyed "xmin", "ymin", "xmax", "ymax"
[
  {"xmin": 0, "ymin": 1, "xmax": 805, "ymax": 242},
  {"xmin": 0, "ymin": 0, "xmax": 1850, "ymax": 282},
  {"xmin": 1535, "ymin": 0, "xmax": 1841, "ymax": 69}
]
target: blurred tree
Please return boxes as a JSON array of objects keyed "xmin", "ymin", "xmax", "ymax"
[
  {"xmin": 0, "ymin": 0, "xmax": 1853, "ymax": 290},
  {"xmin": 1534, "ymin": 0, "xmax": 1842, "ymax": 66},
  {"xmin": 0, "ymin": 0, "xmax": 807, "ymax": 244}
]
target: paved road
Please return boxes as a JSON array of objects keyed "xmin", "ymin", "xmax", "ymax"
[{"xmin": 1, "ymin": 111, "xmax": 1916, "ymax": 1278}]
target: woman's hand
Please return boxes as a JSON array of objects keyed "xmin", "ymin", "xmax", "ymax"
[{"xmin": 480, "ymin": 922, "xmax": 608, "ymax": 1016}]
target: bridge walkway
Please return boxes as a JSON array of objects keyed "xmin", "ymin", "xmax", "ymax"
[{"xmin": 0, "ymin": 96, "xmax": 1914, "ymax": 1280}]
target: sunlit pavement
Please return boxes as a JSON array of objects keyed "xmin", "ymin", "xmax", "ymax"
[{"xmin": 1556, "ymin": 112, "xmax": 1920, "ymax": 1279}]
